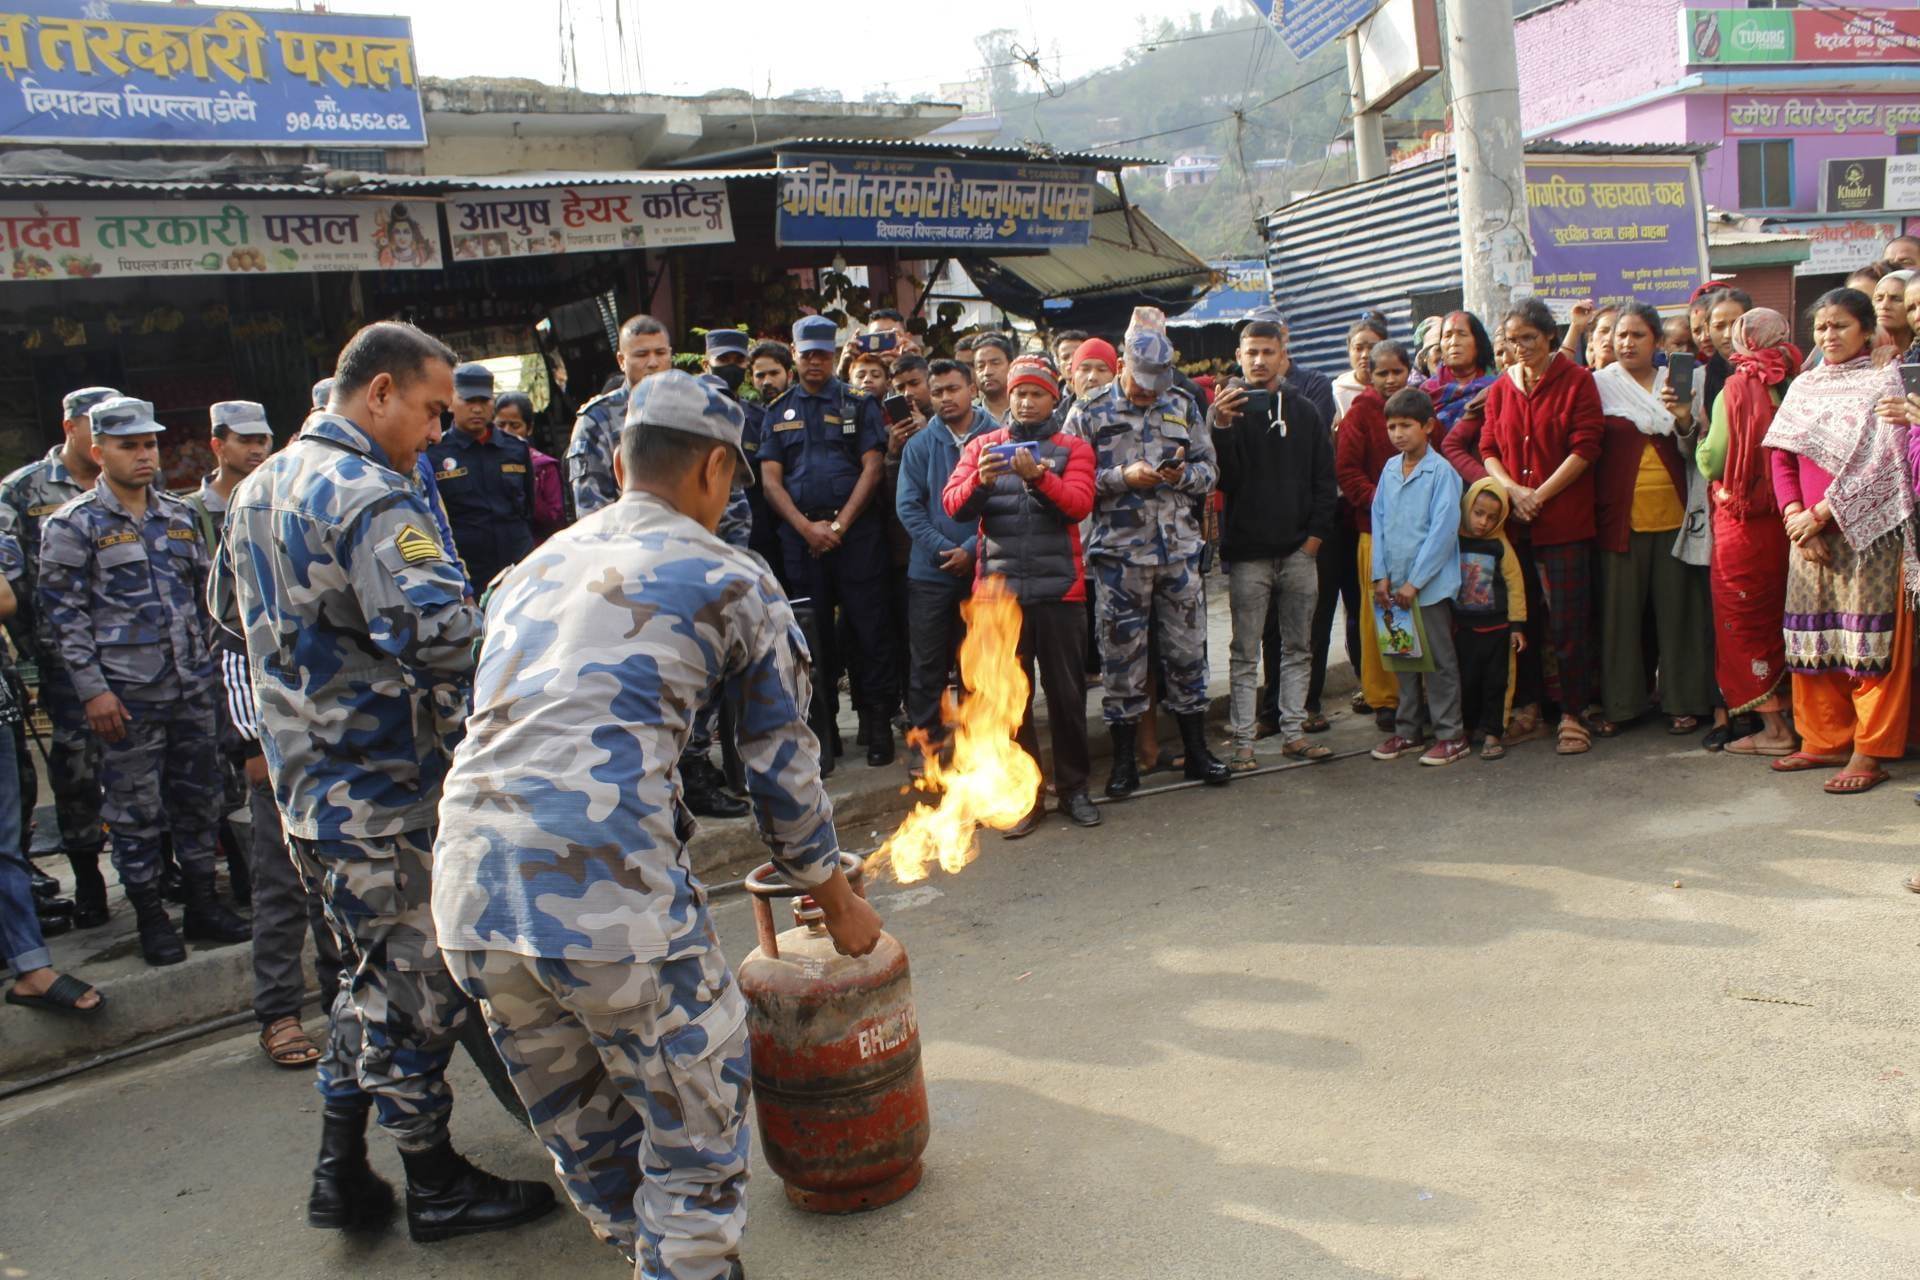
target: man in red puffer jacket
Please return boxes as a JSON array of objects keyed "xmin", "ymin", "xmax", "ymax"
[{"xmin": 943, "ymin": 357, "xmax": 1099, "ymax": 837}]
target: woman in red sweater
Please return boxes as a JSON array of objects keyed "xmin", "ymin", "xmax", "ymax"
[
  {"xmin": 1334, "ymin": 339, "xmax": 1414, "ymax": 727},
  {"xmin": 1479, "ymin": 298, "xmax": 1607, "ymax": 755}
]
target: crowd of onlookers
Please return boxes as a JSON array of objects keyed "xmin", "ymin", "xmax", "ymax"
[{"xmin": 11, "ymin": 229, "xmax": 1920, "ymax": 1036}]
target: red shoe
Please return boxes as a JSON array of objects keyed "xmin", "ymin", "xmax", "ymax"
[
  {"xmin": 1419, "ymin": 737, "xmax": 1471, "ymax": 767},
  {"xmin": 1371, "ymin": 735, "xmax": 1419, "ymax": 760}
]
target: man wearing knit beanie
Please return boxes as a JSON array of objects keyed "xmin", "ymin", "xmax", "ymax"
[{"xmin": 1064, "ymin": 314, "xmax": 1231, "ymax": 796}]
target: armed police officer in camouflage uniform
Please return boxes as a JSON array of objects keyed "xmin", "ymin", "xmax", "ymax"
[
  {"xmin": 1065, "ymin": 321, "xmax": 1232, "ymax": 797},
  {"xmin": 213, "ymin": 323, "xmax": 555, "ymax": 1244},
  {"xmin": 0, "ymin": 385, "xmax": 117, "ymax": 929},
  {"xmin": 566, "ymin": 314, "xmax": 675, "ymax": 515},
  {"xmin": 435, "ymin": 371, "xmax": 882, "ymax": 1280},
  {"xmin": 37, "ymin": 397, "xmax": 250, "ymax": 966}
]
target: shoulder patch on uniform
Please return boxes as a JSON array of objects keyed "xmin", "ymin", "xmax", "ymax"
[
  {"xmin": 500, "ymin": 463, "xmax": 528, "ymax": 474},
  {"xmin": 167, "ymin": 527, "xmax": 198, "ymax": 541},
  {"xmin": 394, "ymin": 524, "xmax": 443, "ymax": 565},
  {"xmin": 772, "ymin": 419, "xmax": 804, "ymax": 432},
  {"xmin": 96, "ymin": 530, "xmax": 137, "ymax": 549},
  {"xmin": 26, "ymin": 503, "xmax": 60, "ymax": 518}
]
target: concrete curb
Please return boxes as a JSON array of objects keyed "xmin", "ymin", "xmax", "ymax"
[{"xmin": 2, "ymin": 649, "xmax": 1360, "ymax": 1085}]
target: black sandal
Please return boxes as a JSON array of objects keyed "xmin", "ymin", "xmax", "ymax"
[
  {"xmin": 1302, "ymin": 713, "xmax": 1331, "ymax": 734},
  {"xmin": 6, "ymin": 972, "xmax": 105, "ymax": 1017}
]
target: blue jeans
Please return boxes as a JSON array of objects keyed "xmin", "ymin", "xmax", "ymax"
[{"xmin": 0, "ymin": 728, "xmax": 48, "ymax": 973}]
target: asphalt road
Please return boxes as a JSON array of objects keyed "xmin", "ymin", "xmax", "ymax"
[{"xmin": 5, "ymin": 715, "xmax": 1920, "ymax": 1279}]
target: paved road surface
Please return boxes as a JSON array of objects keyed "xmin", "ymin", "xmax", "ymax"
[{"xmin": 5, "ymin": 715, "xmax": 1919, "ymax": 1279}]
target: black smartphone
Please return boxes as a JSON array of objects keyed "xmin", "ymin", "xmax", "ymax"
[
  {"xmin": 859, "ymin": 331, "xmax": 899, "ymax": 354},
  {"xmin": 1901, "ymin": 364, "xmax": 1920, "ymax": 398},
  {"xmin": 1240, "ymin": 388, "xmax": 1274, "ymax": 420},
  {"xmin": 1159, "ymin": 444, "xmax": 1185, "ymax": 470},
  {"xmin": 1668, "ymin": 352, "xmax": 1696, "ymax": 400},
  {"xmin": 882, "ymin": 393, "xmax": 912, "ymax": 425}
]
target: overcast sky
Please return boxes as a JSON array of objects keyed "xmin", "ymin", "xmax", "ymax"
[{"xmin": 264, "ymin": 0, "xmax": 1223, "ymax": 101}]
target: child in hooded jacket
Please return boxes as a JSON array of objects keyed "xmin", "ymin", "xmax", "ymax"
[{"xmin": 1454, "ymin": 477, "xmax": 1529, "ymax": 759}]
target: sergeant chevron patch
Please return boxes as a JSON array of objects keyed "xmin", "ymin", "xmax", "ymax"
[{"xmin": 394, "ymin": 523, "xmax": 442, "ymax": 564}]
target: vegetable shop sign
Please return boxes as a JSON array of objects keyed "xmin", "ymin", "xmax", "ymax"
[
  {"xmin": 0, "ymin": 198, "xmax": 443, "ymax": 282},
  {"xmin": 0, "ymin": 0, "xmax": 425, "ymax": 147},
  {"xmin": 445, "ymin": 181, "xmax": 733, "ymax": 262},
  {"xmin": 1525, "ymin": 161, "xmax": 1707, "ymax": 308},
  {"xmin": 775, "ymin": 152, "xmax": 1096, "ymax": 249}
]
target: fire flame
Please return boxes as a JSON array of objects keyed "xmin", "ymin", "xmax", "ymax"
[{"xmin": 866, "ymin": 576, "xmax": 1042, "ymax": 885}]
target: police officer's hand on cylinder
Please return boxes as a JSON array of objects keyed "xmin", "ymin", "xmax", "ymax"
[{"xmin": 812, "ymin": 869, "xmax": 884, "ymax": 958}]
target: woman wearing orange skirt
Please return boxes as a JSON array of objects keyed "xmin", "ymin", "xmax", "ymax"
[{"xmin": 1763, "ymin": 288, "xmax": 1915, "ymax": 795}]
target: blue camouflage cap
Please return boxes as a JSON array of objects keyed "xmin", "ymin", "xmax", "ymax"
[
  {"xmin": 1241, "ymin": 304, "xmax": 1288, "ymax": 330},
  {"xmin": 452, "ymin": 362, "xmax": 495, "ymax": 399},
  {"xmin": 62, "ymin": 386, "xmax": 119, "ymax": 421},
  {"xmin": 310, "ymin": 377, "xmax": 334, "ymax": 409},
  {"xmin": 791, "ymin": 315, "xmax": 839, "ymax": 354},
  {"xmin": 704, "ymin": 329, "xmax": 750, "ymax": 358},
  {"xmin": 88, "ymin": 396, "xmax": 165, "ymax": 437},
  {"xmin": 625, "ymin": 369, "xmax": 753, "ymax": 475},
  {"xmin": 210, "ymin": 400, "xmax": 272, "ymax": 436},
  {"xmin": 1123, "ymin": 328, "xmax": 1178, "ymax": 394}
]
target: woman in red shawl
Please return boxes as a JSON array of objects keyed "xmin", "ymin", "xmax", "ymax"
[{"xmin": 1684, "ymin": 307, "xmax": 1799, "ymax": 755}]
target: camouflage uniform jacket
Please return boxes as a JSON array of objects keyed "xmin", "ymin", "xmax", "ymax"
[
  {"xmin": 433, "ymin": 489, "xmax": 840, "ymax": 962},
  {"xmin": 38, "ymin": 480, "xmax": 214, "ymax": 703},
  {"xmin": 1063, "ymin": 380, "xmax": 1218, "ymax": 563},
  {"xmin": 210, "ymin": 414, "xmax": 482, "ymax": 841},
  {"xmin": 564, "ymin": 384, "xmax": 628, "ymax": 517},
  {"xmin": 0, "ymin": 445, "xmax": 90, "ymax": 658}
]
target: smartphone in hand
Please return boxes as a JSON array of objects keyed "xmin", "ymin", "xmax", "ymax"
[
  {"xmin": 882, "ymin": 393, "xmax": 913, "ymax": 425},
  {"xmin": 1901, "ymin": 363, "xmax": 1920, "ymax": 398},
  {"xmin": 1668, "ymin": 352, "xmax": 1696, "ymax": 400}
]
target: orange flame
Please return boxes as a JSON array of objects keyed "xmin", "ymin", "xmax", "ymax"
[{"xmin": 865, "ymin": 576, "xmax": 1042, "ymax": 885}]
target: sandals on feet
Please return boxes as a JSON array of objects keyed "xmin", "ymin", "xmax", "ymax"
[
  {"xmin": 1480, "ymin": 739, "xmax": 1507, "ymax": 761},
  {"xmin": 1281, "ymin": 738, "xmax": 1334, "ymax": 762},
  {"xmin": 260, "ymin": 1015, "xmax": 321, "ymax": 1068},
  {"xmin": 1771, "ymin": 751, "xmax": 1848, "ymax": 773},
  {"xmin": 1824, "ymin": 768, "xmax": 1890, "ymax": 795},
  {"xmin": 5, "ymin": 972, "xmax": 103, "ymax": 1016},
  {"xmin": 1724, "ymin": 736, "xmax": 1795, "ymax": 757},
  {"xmin": 1229, "ymin": 750, "xmax": 1261, "ymax": 774},
  {"xmin": 1555, "ymin": 718, "xmax": 1592, "ymax": 756},
  {"xmin": 1668, "ymin": 716, "xmax": 1701, "ymax": 735},
  {"xmin": 1302, "ymin": 713, "xmax": 1331, "ymax": 734}
]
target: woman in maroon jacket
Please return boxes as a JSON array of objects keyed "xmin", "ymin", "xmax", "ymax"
[{"xmin": 1479, "ymin": 298, "xmax": 1607, "ymax": 755}]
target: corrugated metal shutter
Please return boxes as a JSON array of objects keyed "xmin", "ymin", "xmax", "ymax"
[
  {"xmin": 1264, "ymin": 157, "xmax": 1462, "ymax": 378},
  {"xmin": 1737, "ymin": 264, "xmax": 1796, "ymax": 323}
]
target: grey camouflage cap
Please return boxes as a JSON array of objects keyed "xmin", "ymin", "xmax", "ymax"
[
  {"xmin": 210, "ymin": 400, "xmax": 272, "ymax": 436},
  {"xmin": 1123, "ymin": 329, "xmax": 1178, "ymax": 394},
  {"xmin": 88, "ymin": 396, "xmax": 165, "ymax": 437},
  {"xmin": 624, "ymin": 369, "xmax": 752, "ymax": 475},
  {"xmin": 63, "ymin": 386, "xmax": 119, "ymax": 420}
]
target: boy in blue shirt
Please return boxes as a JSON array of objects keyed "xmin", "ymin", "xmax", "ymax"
[{"xmin": 1368, "ymin": 387, "xmax": 1468, "ymax": 766}]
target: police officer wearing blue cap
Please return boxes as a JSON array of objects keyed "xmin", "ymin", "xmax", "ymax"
[
  {"xmin": 757, "ymin": 315, "xmax": 898, "ymax": 765},
  {"xmin": 38, "ymin": 397, "xmax": 250, "ymax": 965},
  {"xmin": 0, "ymin": 385, "xmax": 120, "ymax": 928},
  {"xmin": 424, "ymin": 363, "xmax": 535, "ymax": 594}
]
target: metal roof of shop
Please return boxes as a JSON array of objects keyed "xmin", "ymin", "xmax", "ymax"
[
  {"xmin": 360, "ymin": 168, "xmax": 789, "ymax": 192},
  {"xmin": 665, "ymin": 137, "xmax": 1159, "ymax": 171},
  {"xmin": 0, "ymin": 168, "xmax": 790, "ymax": 200},
  {"xmin": 0, "ymin": 175, "xmax": 333, "ymax": 196}
]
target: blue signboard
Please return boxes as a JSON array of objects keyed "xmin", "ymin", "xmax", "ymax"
[
  {"xmin": 0, "ymin": 1, "xmax": 426, "ymax": 148},
  {"xmin": 775, "ymin": 151, "xmax": 1098, "ymax": 250},
  {"xmin": 1247, "ymin": 0, "xmax": 1378, "ymax": 60},
  {"xmin": 1169, "ymin": 259, "xmax": 1270, "ymax": 326}
]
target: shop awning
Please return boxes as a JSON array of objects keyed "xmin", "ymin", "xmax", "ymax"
[{"xmin": 959, "ymin": 189, "xmax": 1213, "ymax": 330}]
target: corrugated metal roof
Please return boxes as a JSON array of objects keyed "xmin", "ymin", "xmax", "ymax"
[
  {"xmin": 370, "ymin": 168, "xmax": 788, "ymax": 191},
  {"xmin": 0, "ymin": 175, "xmax": 328, "ymax": 196},
  {"xmin": 1265, "ymin": 160, "xmax": 1463, "ymax": 374},
  {"xmin": 962, "ymin": 200, "xmax": 1211, "ymax": 328},
  {"xmin": 0, "ymin": 168, "xmax": 788, "ymax": 200},
  {"xmin": 668, "ymin": 136, "xmax": 1159, "ymax": 170}
]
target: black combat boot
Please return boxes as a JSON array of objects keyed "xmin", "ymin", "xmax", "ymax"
[
  {"xmin": 682, "ymin": 754, "xmax": 748, "ymax": 819},
  {"xmin": 1105, "ymin": 721, "xmax": 1140, "ymax": 800},
  {"xmin": 400, "ymin": 1139, "xmax": 558, "ymax": 1243},
  {"xmin": 68, "ymin": 848, "xmax": 109, "ymax": 929},
  {"xmin": 181, "ymin": 870, "xmax": 250, "ymax": 944},
  {"xmin": 27, "ymin": 860, "xmax": 61, "ymax": 900},
  {"xmin": 126, "ymin": 879, "xmax": 186, "ymax": 966},
  {"xmin": 1062, "ymin": 791, "xmax": 1101, "ymax": 827},
  {"xmin": 1178, "ymin": 712, "xmax": 1231, "ymax": 786},
  {"xmin": 864, "ymin": 708, "xmax": 895, "ymax": 767},
  {"xmin": 308, "ymin": 1102, "xmax": 395, "ymax": 1230}
]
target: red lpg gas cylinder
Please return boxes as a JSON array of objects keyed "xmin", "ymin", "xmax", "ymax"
[{"xmin": 736, "ymin": 853, "xmax": 930, "ymax": 1213}]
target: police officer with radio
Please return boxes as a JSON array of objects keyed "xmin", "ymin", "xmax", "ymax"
[
  {"xmin": 757, "ymin": 316, "xmax": 898, "ymax": 765},
  {"xmin": 424, "ymin": 363, "xmax": 535, "ymax": 594}
]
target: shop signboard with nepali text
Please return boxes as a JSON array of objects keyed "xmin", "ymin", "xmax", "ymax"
[
  {"xmin": 775, "ymin": 152, "xmax": 1097, "ymax": 250},
  {"xmin": 1821, "ymin": 156, "xmax": 1920, "ymax": 213},
  {"xmin": 1683, "ymin": 6, "xmax": 1920, "ymax": 64},
  {"xmin": 445, "ymin": 181, "xmax": 733, "ymax": 262},
  {"xmin": 1725, "ymin": 94, "xmax": 1920, "ymax": 138},
  {"xmin": 0, "ymin": 198, "xmax": 442, "ymax": 282},
  {"xmin": 1524, "ymin": 160, "xmax": 1707, "ymax": 309},
  {"xmin": 0, "ymin": 0, "xmax": 426, "ymax": 147}
]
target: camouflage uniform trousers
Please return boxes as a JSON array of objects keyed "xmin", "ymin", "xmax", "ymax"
[
  {"xmin": 101, "ymin": 682, "xmax": 219, "ymax": 884},
  {"xmin": 444, "ymin": 941, "xmax": 750, "ymax": 1280},
  {"xmin": 38, "ymin": 661, "xmax": 104, "ymax": 856},
  {"xmin": 289, "ymin": 828, "xmax": 463, "ymax": 1153},
  {"xmin": 1090, "ymin": 552, "xmax": 1211, "ymax": 724}
]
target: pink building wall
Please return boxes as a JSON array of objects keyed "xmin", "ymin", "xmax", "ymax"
[{"xmin": 1513, "ymin": 0, "xmax": 1688, "ymax": 137}]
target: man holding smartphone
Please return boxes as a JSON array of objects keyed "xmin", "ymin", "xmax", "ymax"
[
  {"xmin": 1210, "ymin": 317, "xmax": 1338, "ymax": 771},
  {"xmin": 1064, "ymin": 322, "xmax": 1230, "ymax": 795}
]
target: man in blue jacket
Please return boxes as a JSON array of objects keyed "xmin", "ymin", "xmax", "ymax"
[{"xmin": 894, "ymin": 358, "xmax": 988, "ymax": 763}]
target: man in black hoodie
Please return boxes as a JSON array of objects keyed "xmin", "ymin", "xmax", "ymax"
[{"xmin": 1210, "ymin": 316, "xmax": 1338, "ymax": 770}]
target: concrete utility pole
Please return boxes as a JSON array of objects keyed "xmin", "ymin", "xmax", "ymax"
[
  {"xmin": 1344, "ymin": 31, "xmax": 1389, "ymax": 182},
  {"xmin": 1441, "ymin": 0, "xmax": 1533, "ymax": 321}
]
